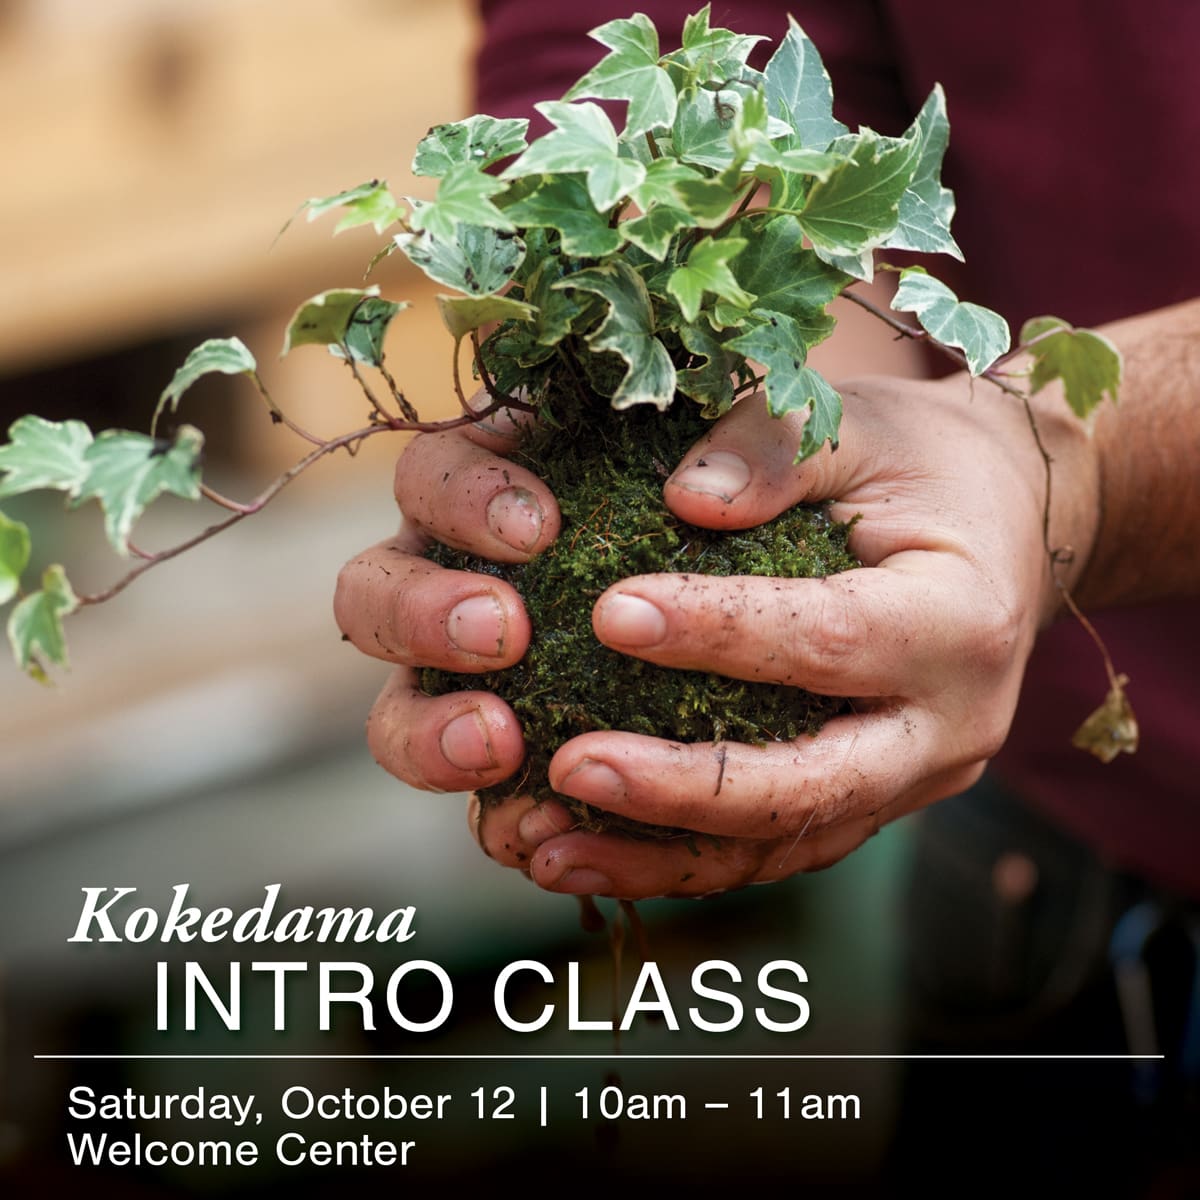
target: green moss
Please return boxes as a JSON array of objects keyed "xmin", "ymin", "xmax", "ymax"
[{"xmin": 421, "ymin": 383, "xmax": 857, "ymax": 836}]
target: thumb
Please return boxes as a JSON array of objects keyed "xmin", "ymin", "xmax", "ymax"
[{"xmin": 663, "ymin": 388, "xmax": 865, "ymax": 530}]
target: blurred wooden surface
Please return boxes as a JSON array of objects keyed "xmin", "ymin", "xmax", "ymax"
[{"xmin": 0, "ymin": 0, "xmax": 476, "ymax": 374}]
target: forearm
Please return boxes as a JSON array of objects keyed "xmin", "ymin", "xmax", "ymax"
[{"xmin": 1073, "ymin": 297, "xmax": 1200, "ymax": 609}]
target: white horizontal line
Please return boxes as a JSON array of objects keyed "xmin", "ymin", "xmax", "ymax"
[{"xmin": 33, "ymin": 1053, "xmax": 1165, "ymax": 1062}]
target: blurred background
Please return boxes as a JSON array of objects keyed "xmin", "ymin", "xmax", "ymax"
[{"xmin": 0, "ymin": 1, "xmax": 912, "ymax": 1192}]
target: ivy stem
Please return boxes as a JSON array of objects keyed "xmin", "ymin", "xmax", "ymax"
[
  {"xmin": 250, "ymin": 372, "xmax": 325, "ymax": 447},
  {"xmin": 377, "ymin": 358, "xmax": 419, "ymax": 423},
  {"xmin": 75, "ymin": 397, "xmax": 526, "ymax": 609},
  {"xmin": 199, "ymin": 483, "xmax": 255, "ymax": 515},
  {"xmin": 342, "ymin": 353, "xmax": 403, "ymax": 429},
  {"xmin": 471, "ymin": 329, "xmax": 508, "ymax": 407}
]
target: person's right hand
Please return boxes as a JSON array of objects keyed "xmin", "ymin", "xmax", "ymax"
[{"xmin": 333, "ymin": 403, "xmax": 556, "ymax": 796}]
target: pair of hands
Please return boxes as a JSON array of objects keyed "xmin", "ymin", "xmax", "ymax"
[{"xmin": 334, "ymin": 372, "xmax": 1096, "ymax": 899}]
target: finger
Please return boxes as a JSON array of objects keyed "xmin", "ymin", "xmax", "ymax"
[
  {"xmin": 522, "ymin": 812, "xmax": 884, "ymax": 899},
  {"xmin": 335, "ymin": 528, "xmax": 531, "ymax": 669},
  {"xmin": 663, "ymin": 384, "xmax": 886, "ymax": 530},
  {"xmin": 545, "ymin": 707, "xmax": 970, "ymax": 841},
  {"xmin": 468, "ymin": 792, "xmax": 577, "ymax": 869},
  {"xmin": 365, "ymin": 667, "xmax": 525, "ymax": 793},
  {"xmin": 394, "ymin": 429, "xmax": 560, "ymax": 562},
  {"xmin": 592, "ymin": 564, "xmax": 968, "ymax": 697},
  {"xmin": 457, "ymin": 388, "xmax": 537, "ymax": 453}
]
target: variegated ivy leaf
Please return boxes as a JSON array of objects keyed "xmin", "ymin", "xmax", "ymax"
[
  {"xmin": 721, "ymin": 216, "xmax": 849, "ymax": 332},
  {"xmin": 7, "ymin": 563, "xmax": 77, "ymax": 683},
  {"xmin": 522, "ymin": 257, "xmax": 594, "ymax": 349},
  {"xmin": 283, "ymin": 288, "xmax": 385, "ymax": 357},
  {"xmin": 892, "ymin": 267, "xmax": 1010, "ymax": 376},
  {"xmin": 331, "ymin": 297, "xmax": 410, "ymax": 367},
  {"xmin": 437, "ymin": 295, "xmax": 536, "ymax": 344},
  {"xmin": 676, "ymin": 320, "xmax": 737, "ymax": 416},
  {"xmin": 797, "ymin": 128, "xmax": 921, "ymax": 256},
  {"xmin": 729, "ymin": 311, "xmax": 842, "ymax": 458},
  {"xmin": 296, "ymin": 180, "xmax": 406, "ymax": 235},
  {"xmin": 621, "ymin": 205, "xmax": 692, "ymax": 260},
  {"xmin": 394, "ymin": 226, "xmax": 525, "ymax": 295},
  {"xmin": 412, "ymin": 115, "xmax": 529, "ymax": 177},
  {"xmin": 884, "ymin": 87, "xmax": 962, "ymax": 259},
  {"xmin": 664, "ymin": 5, "xmax": 766, "ymax": 86},
  {"xmin": 0, "ymin": 416, "xmax": 93, "ymax": 499},
  {"xmin": 563, "ymin": 13, "xmax": 676, "ymax": 139},
  {"xmin": 762, "ymin": 17, "xmax": 848, "ymax": 151},
  {"xmin": 667, "ymin": 236, "xmax": 754, "ymax": 323},
  {"xmin": 501, "ymin": 101, "xmax": 645, "ymax": 212},
  {"xmin": 502, "ymin": 175, "xmax": 622, "ymax": 258},
  {"xmin": 558, "ymin": 262, "xmax": 676, "ymax": 410},
  {"xmin": 0, "ymin": 510, "xmax": 30, "ymax": 605},
  {"xmin": 408, "ymin": 163, "xmax": 514, "ymax": 244},
  {"xmin": 155, "ymin": 337, "xmax": 258, "ymax": 429},
  {"xmin": 73, "ymin": 426, "xmax": 205, "ymax": 556},
  {"xmin": 671, "ymin": 86, "xmax": 741, "ymax": 172},
  {"xmin": 1021, "ymin": 316, "xmax": 1122, "ymax": 419}
]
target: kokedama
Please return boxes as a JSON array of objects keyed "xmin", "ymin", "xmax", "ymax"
[{"xmin": 0, "ymin": 7, "xmax": 1126, "ymax": 834}]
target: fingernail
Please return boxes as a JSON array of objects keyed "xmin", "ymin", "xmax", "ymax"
[
  {"xmin": 447, "ymin": 594, "xmax": 506, "ymax": 657},
  {"xmin": 518, "ymin": 802, "xmax": 573, "ymax": 845},
  {"xmin": 486, "ymin": 487, "xmax": 544, "ymax": 551},
  {"xmin": 670, "ymin": 449, "xmax": 751, "ymax": 503},
  {"xmin": 560, "ymin": 758, "xmax": 626, "ymax": 804},
  {"xmin": 596, "ymin": 593, "xmax": 666, "ymax": 647},
  {"xmin": 556, "ymin": 868, "xmax": 614, "ymax": 896},
  {"xmin": 440, "ymin": 710, "xmax": 495, "ymax": 772}
]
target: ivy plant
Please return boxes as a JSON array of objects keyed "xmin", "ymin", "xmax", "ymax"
[{"xmin": 0, "ymin": 7, "xmax": 1128, "ymax": 755}]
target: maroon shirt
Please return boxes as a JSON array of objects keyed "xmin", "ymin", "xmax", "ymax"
[{"xmin": 477, "ymin": 0, "xmax": 1200, "ymax": 897}]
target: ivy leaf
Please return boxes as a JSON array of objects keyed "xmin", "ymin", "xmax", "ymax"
[
  {"xmin": 155, "ymin": 337, "xmax": 258, "ymax": 428},
  {"xmin": 501, "ymin": 101, "xmax": 645, "ymax": 212},
  {"xmin": 676, "ymin": 320, "xmax": 737, "ymax": 417},
  {"xmin": 394, "ymin": 226, "xmax": 525, "ymax": 296},
  {"xmin": 295, "ymin": 180, "xmax": 406, "ymax": 235},
  {"xmin": 621, "ymin": 205, "xmax": 692, "ymax": 260},
  {"xmin": 668, "ymin": 6, "xmax": 766, "ymax": 84},
  {"xmin": 885, "ymin": 87, "xmax": 961, "ymax": 259},
  {"xmin": 814, "ymin": 245, "xmax": 876, "ymax": 283},
  {"xmin": 797, "ymin": 129, "xmax": 921, "ymax": 256},
  {"xmin": 563, "ymin": 13, "xmax": 676, "ymax": 139},
  {"xmin": 1020, "ymin": 316, "xmax": 1122, "ymax": 419},
  {"xmin": 1072, "ymin": 673, "xmax": 1138, "ymax": 763},
  {"xmin": 762, "ymin": 18, "xmax": 847, "ymax": 150},
  {"xmin": 523, "ymin": 257, "xmax": 593, "ymax": 349},
  {"xmin": 7, "ymin": 563, "xmax": 78, "ymax": 683},
  {"xmin": 283, "ymin": 288, "xmax": 382, "ymax": 356},
  {"xmin": 0, "ymin": 416, "xmax": 93, "ymax": 499},
  {"xmin": 502, "ymin": 175, "xmax": 621, "ymax": 258},
  {"xmin": 0, "ymin": 510, "xmax": 30, "ymax": 605},
  {"xmin": 437, "ymin": 295, "xmax": 536, "ymax": 343},
  {"xmin": 671, "ymin": 86, "xmax": 740, "ymax": 171},
  {"xmin": 722, "ymin": 216, "xmax": 849, "ymax": 333},
  {"xmin": 74, "ymin": 426, "xmax": 205, "ymax": 556},
  {"xmin": 892, "ymin": 267, "xmax": 1010, "ymax": 376},
  {"xmin": 408, "ymin": 163, "xmax": 514, "ymax": 244},
  {"xmin": 667, "ymin": 236, "xmax": 754, "ymax": 323},
  {"xmin": 728, "ymin": 312, "xmax": 842, "ymax": 458},
  {"xmin": 559, "ymin": 262, "xmax": 676, "ymax": 410},
  {"xmin": 331, "ymin": 297, "xmax": 409, "ymax": 367},
  {"xmin": 412, "ymin": 115, "xmax": 529, "ymax": 177}
]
